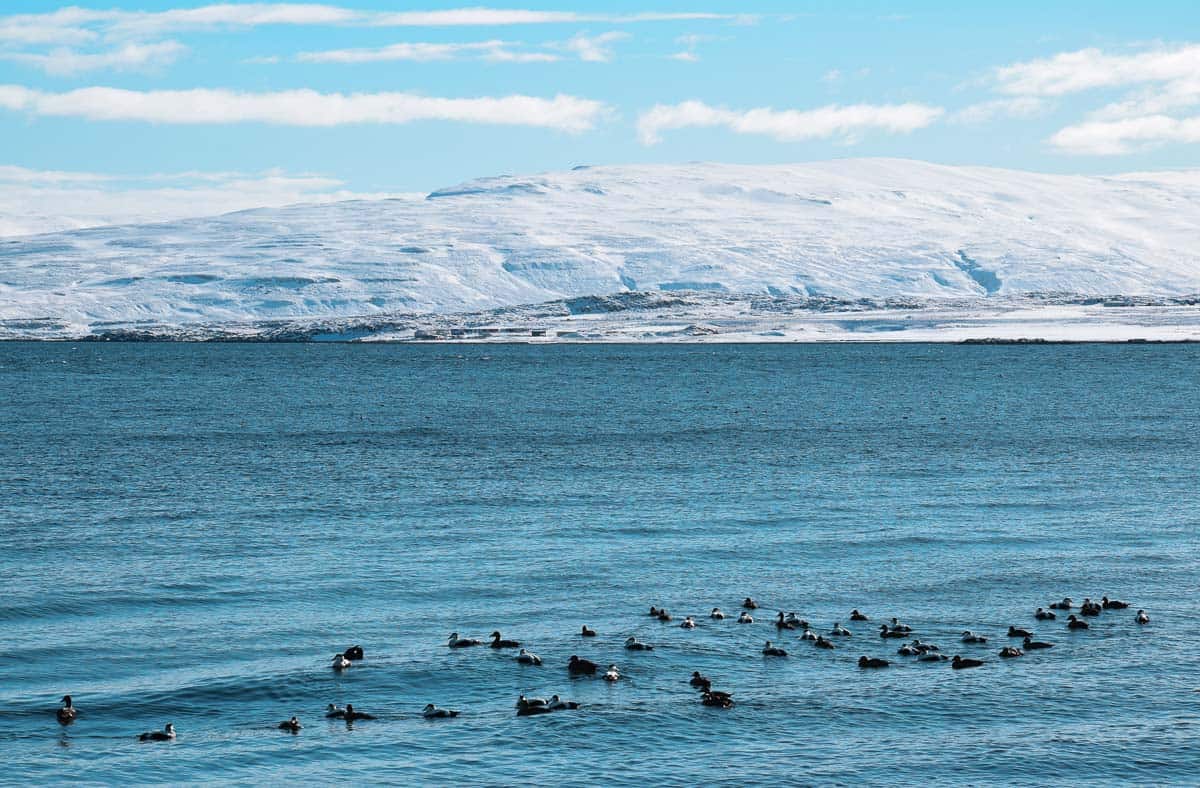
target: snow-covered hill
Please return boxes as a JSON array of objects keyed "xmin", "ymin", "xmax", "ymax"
[{"xmin": 1, "ymin": 159, "xmax": 1199, "ymax": 339}]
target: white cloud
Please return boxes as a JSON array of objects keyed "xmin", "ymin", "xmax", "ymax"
[
  {"xmin": 297, "ymin": 39, "xmax": 517, "ymax": 63},
  {"xmin": 950, "ymin": 96, "xmax": 1049, "ymax": 125},
  {"xmin": 561, "ymin": 31, "xmax": 628, "ymax": 62},
  {"xmin": 0, "ymin": 164, "xmax": 415, "ymax": 237},
  {"xmin": 996, "ymin": 44, "xmax": 1200, "ymax": 97},
  {"xmin": 1050, "ymin": 114, "xmax": 1200, "ymax": 155},
  {"xmin": 669, "ymin": 50, "xmax": 699, "ymax": 62},
  {"xmin": 1, "ymin": 41, "xmax": 187, "ymax": 75},
  {"xmin": 0, "ymin": 84, "xmax": 610, "ymax": 132},
  {"xmin": 669, "ymin": 33, "xmax": 708, "ymax": 62},
  {"xmin": 636, "ymin": 100, "xmax": 943, "ymax": 145}
]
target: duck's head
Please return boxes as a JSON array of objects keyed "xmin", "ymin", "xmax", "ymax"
[
  {"xmin": 625, "ymin": 636, "xmax": 636, "ymax": 644},
  {"xmin": 569, "ymin": 655, "xmax": 579, "ymax": 663},
  {"xmin": 1068, "ymin": 614, "xmax": 1078, "ymax": 621},
  {"xmin": 961, "ymin": 630, "xmax": 971, "ymax": 636},
  {"xmin": 423, "ymin": 704, "xmax": 435, "ymax": 712},
  {"xmin": 549, "ymin": 694, "xmax": 560, "ymax": 703},
  {"xmin": 165, "ymin": 723, "xmax": 175, "ymax": 734},
  {"xmin": 61, "ymin": 695, "xmax": 72, "ymax": 706},
  {"xmin": 490, "ymin": 631, "xmax": 501, "ymax": 638},
  {"xmin": 448, "ymin": 632, "xmax": 459, "ymax": 640},
  {"xmin": 327, "ymin": 704, "xmax": 338, "ymax": 711},
  {"xmin": 858, "ymin": 656, "xmax": 868, "ymax": 666}
]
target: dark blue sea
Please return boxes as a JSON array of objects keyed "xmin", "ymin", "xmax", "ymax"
[{"xmin": 1, "ymin": 343, "xmax": 1197, "ymax": 785}]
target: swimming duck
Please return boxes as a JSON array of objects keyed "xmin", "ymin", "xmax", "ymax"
[
  {"xmin": 547, "ymin": 695, "xmax": 580, "ymax": 711},
  {"xmin": 737, "ymin": 612, "xmax": 754, "ymax": 624},
  {"xmin": 422, "ymin": 704, "xmax": 459, "ymax": 719},
  {"xmin": 516, "ymin": 703, "xmax": 553, "ymax": 716},
  {"xmin": 879, "ymin": 624, "xmax": 907, "ymax": 639},
  {"xmin": 657, "ymin": 609, "xmax": 673, "ymax": 622},
  {"xmin": 951, "ymin": 656, "xmax": 984, "ymax": 669},
  {"xmin": 568, "ymin": 655, "xmax": 598, "ymax": 675},
  {"xmin": 775, "ymin": 612, "xmax": 796, "ymax": 630},
  {"xmin": 1102, "ymin": 596, "xmax": 1129, "ymax": 609},
  {"xmin": 516, "ymin": 695, "xmax": 547, "ymax": 710},
  {"xmin": 911, "ymin": 639, "xmax": 939, "ymax": 653},
  {"xmin": 332, "ymin": 654, "xmax": 353, "ymax": 670},
  {"xmin": 710, "ymin": 608, "xmax": 725, "ymax": 620},
  {"xmin": 325, "ymin": 704, "xmax": 346, "ymax": 718},
  {"xmin": 1007, "ymin": 626, "xmax": 1034, "ymax": 639},
  {"xmin": 649, "ymin": 606, "xmax": 660, "ymax": 617},
  {"xmin": 800, "ymin": 628, "xmax": 817, "ymax": 641},
  {"xmin": 1048, "ymin": 597, "xmax": 1073, "ymax": 610},
  {"xmin": 762, "ymin": 640, "xmax": 788, "ymax": 657},
  {"xmin": 919, "ymin": 653, "xmax": 949, "ymax": 662},
  {"xmin": 603, "ymin": 664, "xmax": 621, "ymax": 682},
  {"xmin": 960, "ymin": 631, "xmax": 988, "ymax": 644},
  {"xmin": 814, "ymin": 636, "xmax": 836, "ymax": 650},
  {"xmin": 516, "ymin": 648, "xmax": 542, "ymax": 666},
  {"xmin": 139, "ymin": 723, "xmax": 176, "ymax": 741},
  {"xmin": 850, "ymin": 609, "xmax": 869, "ymax": 622},
  {"xmin": 343, "ymin": 704, "xmax": 375, "ymax": 721},
  {"xmin": 343, "ymin": 645, "xmax": 364, "ymax": 661},
  {"xmin": 743, "ymin": 598, "xmax": 758, "ymax": 610},
  {"xmin": 1136, "ymin": 609, "xmax": 1150, "ymax": 624},
  {"xmin": 889, "ymin": 618, "xmax": 913, "ymax": 633},
  {"xmin": 701, "ymin": 691, "xmax": 734, "ymax": 708},
  {"xmin": 624, "ymin": 637, "xmax": 654, "ymax": 651},
  {"xmin": 897, "ymin": 643, "xmax": 919, "ymax": 656},
  {"xmin": 490, "ymin": 631, "xmax": 520, "ymax": 648},
  {"xmin": 278, "ymin": 716, "xmax": 302, "ymax": 732},
  {"xmin": 830, "ymin": 623, "xmax": 851, "ymax": 637},
  {"xmin": 681, "ymin": 616, "xmax": 696, "ymax": 629},
  {"xmin": 1023, "ymin": 636, "xmax": 1053, "ymax": 650},
  {"xmin": 785, "ymin": 613, "xmax": 809, "ymax": 628},
  {"xmin": 858, "ymin": 656, "xmax": 890, "ymax": 668},
  {"xmin": 56, "ymin": 695, "xmax": 77, "ymax": 726},
  {"xmin": 1079, "ymin": 599, "xmax": 1101, "ymax": 617},
  {"xmin": 1035, "ymin": 608, "xmax": 1056, "ymax": 620},
  {"xmin": 999, "ymin": 646, "xmax": 1024, "ymax": 658},
  {"xmin": 1067, "ymin": 615, "xmax": 1089, "ymax": 630},
  {"xmin": 448, "ymin": 632, "xmax": 481, "ymax": 648},
  {"xmin": 580, "ymin": 625, "xmax": 597, "ymax": 637},
  {"xmin": 690, "ymin": 671, "xmax": 711, "ymax": 691}
]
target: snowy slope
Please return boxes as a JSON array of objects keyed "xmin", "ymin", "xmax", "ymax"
[{"xmin": 1, "ymin": 159, "xmax": 1199, "ymax": 337}]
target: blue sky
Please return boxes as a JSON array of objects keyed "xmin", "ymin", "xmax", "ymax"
[{"xmin": 1, "ymin": 1, "xmax": 1199, "ymax": 231}]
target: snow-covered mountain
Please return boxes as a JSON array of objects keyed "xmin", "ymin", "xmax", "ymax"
[{"xmin": 1, "ymin": 159, "xmax": 1199, "ymax": 339}]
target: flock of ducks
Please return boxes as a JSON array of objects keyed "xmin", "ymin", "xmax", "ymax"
[{"xmin": 52, "ymin": 594, "xmax": 1148, "ymax": 736}]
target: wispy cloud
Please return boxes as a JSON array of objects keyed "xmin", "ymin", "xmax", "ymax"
[
  {"xmin": 950, "ymin": 96, "xmax": 1049, "ymax": 125},
  {"xmin": 1050, "ymin": 115, "xmax": 1200, "ymax": 155},
  {"xmin": 995, "ymin": 44, "xmax": 1200, "ymax": 97},
  {"xmin": 560, "ymin": 31, "xmax": 628, "ymax": 62},
  {"xmin": 637, "ymin": 100, "xmax": 943, "ymax": 145},
  {"xmin": 668, "ymin": 33, "xmax": 709, "ymax": 62},
  {"xmin": 295, "ymin": 39, "xmax": 542, "ymax": 64},
  {"xmin": 1, "ymin": 41, "xmax": 187, "ymax": 75},
  {"xmin": 0, "ymin": 85, "xmax": 611, "ymax": 132}
]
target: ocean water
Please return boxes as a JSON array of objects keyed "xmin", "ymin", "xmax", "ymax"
[{"xmin": 1, "ymin": 342, "xmax": 1197, "ymax": 786}]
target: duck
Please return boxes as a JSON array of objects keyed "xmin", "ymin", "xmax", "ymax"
[
  {"xmin": 139, "ymin": 723, "xmax": 176, "ymax": 741},
  {"xmin": 774, "ymin": 612, "xmax": 796, "ymax": 630},
  {"xmin": 701, "ymin": 691, "xmax": 733, "ymax": 708},
  {"xmin": 1136, "ymin": 609, "xmax": 1150, "ymax": 624},
  {"xmin": 448, "ymin": 632, "xmax": 481, "ymax": 648},
  {"xmin": 332, "ymin": 654, "xmax": 353, "ymax": 670},
  {"xmin": 603, "ymin": 664, "xmax": 621, "ymax": 682},
  {"xmin": 343, "ymin": 704, "xmax": 375, "ymax": 721},
  {"xmin": 858, "ymin": 656, "xmax": 890, "ymax": 668},
  {"xmin": 1023, "ymin": 636, "xmax": 1053, "ymax": 650},
  {"xmin": 690, "ymin": 671, "xmax": 711, "ymax": 691},
  {"xmin": 580, "ymin": 625, "xmax": 597, "ymax": 637},
  {"xmin": 742, "ymin": 597, "xmax": 758, "ymax": 610},
  {"xmin": 850, "ymin": 609, "xmax": 869, "ymax": 622},
  {"xmin": 897, "ymin": 643, "xmax": 920, "ymax": 656},
  {"xmin": 343, "ymin": 645, "xmax": 364, "ymax": 661},
  {"xmin": 1034, "ymin": 608, "xmax": 1056, "ymax": 620},
  {"xmin": 649, "ymin": 606, "xmax": 661, "ymax": 617},
  {"xmin": 515, "ymin": 695, "xmax": 547, "ymax": 710},
  {"xmin": 422, "ymin": 704, "xmax": 459, "ymax": 719},
  {"xmin": 568, "ymin": 655, "xmax": 598, "ymax": 675},
  {"xmin": 911, "ymin": 639, "xmax": 939, "ymax": 653},
  {"xmin": 1048, "ymin": 597, "xmax": 1073, "ymax": 610},
  {"xmin": 879, "ymin": 624, "xmax": 907, "ymax": 639},
  {"xmin": 999, "ymin": 646, "xmax": 1024, "ymax": 658},
  {"xmin": 1102, "ymin": 596, "xmax": 1129, "ymax": 610},
  {"xmin": 960, "ymin": 631, "xmax": 988, "ymax": 643},
  {"xmin": 656, "ymin": 609, "xmax": 673, "ymax": 622},
  {"xmin": 737, "ymin": 612, "xmax": 754, "ymax": 624},
  {"xmin": 516, "ymin": 703, "xmax": 553, "ymax": 716},
  {"xmin": 325, "ymin": 704, "xmax": 346, "ymax": 718},
  {"xmin": 624, "ymin": 636, "xmax": 654, "ymax": 651},
  {"xmin": 680, "ymin": 616, "xmax": 696, "ymax": 629},
  {"xmin": 889, "ymin": 618, "xmax": 913, "ymax": 633},
  {"xmin": 1007, "ymin": 626, "xmax": 1034, "ymax": 639},
  {"xmin": 762, "ymin": 640, "xmax": 788, "ymax": 657},
  {"xmin": 830, "ymin": 623, "xmax": 851, "ymax": 637},
  {"xmin": 785, "ymin": 613, "xmax": 809, "ymax": 628},
  {"xmin": 919, "ymin": 653, "xmax": 949, "ymax": 662},
  {"xmin": 800, "ymin": 628, "xmax": 817, "ymax": 641},
  {"xmin": 547, "ymin": 695, "xmax": 580, "ymax": 711},
  {"xmin": 1067, "ymin": 615, "xmax": 1089, "ymax": 630},
  {"xmin": 951, "ymin": 656, "xmax": 984, "ymax": 669},
  {"xmin": 710, "ymin": 608, "xmax": 725, "ymax": 620},
  {"xmin": 490, "ymin": 631, "xmax": 521, "ymax": 648},
  {"xmin": 1079, "ymin": 599, "xmax": 1101, "ymax": 617},
  {"xmin": 56, "ymin": 695, "xmax": 77, "ymax": 726},
  {"xmin": 516, "ymin": 648, "xmax": 542, "ymax": 666},
  {"xmin": 814, "ymin": 636, "xmax": 836, "ymax": 650},
  {"xmin": 278, "ymin": 716, "xmax": 302, "ymax": 732}
]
